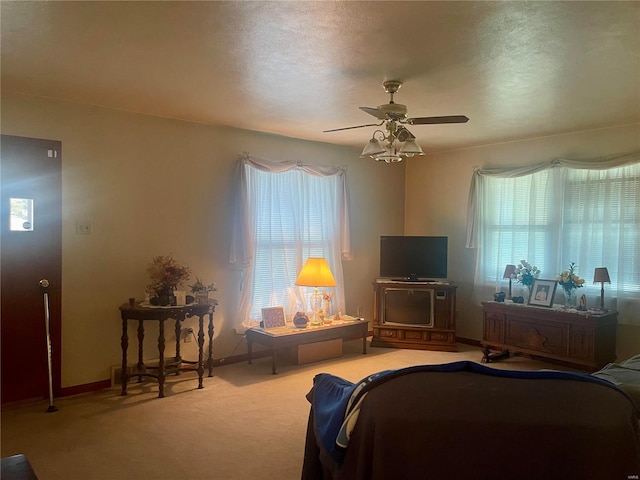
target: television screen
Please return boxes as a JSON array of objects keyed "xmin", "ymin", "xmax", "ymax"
[{"xmin": 380, "ymin": 236, "xmax": 448, "ymax": 280}]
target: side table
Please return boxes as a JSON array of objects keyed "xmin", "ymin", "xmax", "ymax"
[{"xmin": 119, "ymin": 301, "xmax": 217, "ymax": 397}]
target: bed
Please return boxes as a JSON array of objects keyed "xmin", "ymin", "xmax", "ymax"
[{"xmin": 302, "ymin": 360, "xmax": 640, "ymax": 480}]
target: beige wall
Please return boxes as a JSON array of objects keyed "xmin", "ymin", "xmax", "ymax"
[
  {"xmin": 405, "ymin": 123, "xmax": 640, "ymax": 361},
  {"xmin": 3, "ymin": 91, "xmax": 636, "ymax": 389},
  {"xmin": 1, "ymin": 93, "xmax": 406, "ymax": 387}
]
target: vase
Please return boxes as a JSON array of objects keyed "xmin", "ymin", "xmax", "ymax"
[
  {"xmin": 563, "ymin": 288, "xmax": 577, "ymax": 307},
  {"xmin": 158, "ymin": 286, "xmax": 176, "ymax": 306},
  {"xmin": 527, "ymin": 284, "xmax": 533, "ymax": 302}
]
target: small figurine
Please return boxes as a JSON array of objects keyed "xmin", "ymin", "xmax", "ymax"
[
  {"xmin": 322, "ymin": 291, "xmax": 333, "ymax": 316},
  {"xmin": 577, "ymin": 294, "xmax": 588, "ymax": 311}
]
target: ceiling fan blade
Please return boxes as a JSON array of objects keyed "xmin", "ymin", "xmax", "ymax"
[
  {"xmin": 323, "ymin": 123, "xmax": 381, "ymax": 133},
  {"xmin": 407, "ymin": 115, "xmax": 470, "ymax": 125},
  {"xmin": 359, "ymin": 106, "xmax": 387, "ymax": 120}
]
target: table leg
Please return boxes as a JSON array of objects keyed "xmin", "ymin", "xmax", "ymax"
[
  {"xmin": 158, "ymin": 319, "xmax": 166, "ymax": 398},
  {"xmin": 482, "ymin": 345, "xmax": 510, "ymax": 363},
  {"xmin": 207, "ymin": 312, "xmax": 214, "ymax": 377},
  {"xmin": 271, "ymin": 349, "xmax": 278, "ymax": 375},
  {"xmin": 362, "ymin": 333, "xmax": 367, "ymax": 354},
  {"xmin": 247, "ymin": 337, "xmax": 253, "ymax": 364},
  {"xmin": 137, "ymin": 319, "xmax": 144, "ymax": 382},
  {"xmin": 121, "ymin": 316, "xmax": 128, "ymax": 396},
  {"xmin": 197, "ymin": 315, "xmax": 204, "ymax": 389},
  {"xmin": 174, "ymin": 318, "xmax": 182, "ymax": 373}
]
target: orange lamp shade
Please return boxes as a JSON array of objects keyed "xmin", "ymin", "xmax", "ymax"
[{"xmin": 295, "ymin": 258, "xmax": 336, "ymax": 287}]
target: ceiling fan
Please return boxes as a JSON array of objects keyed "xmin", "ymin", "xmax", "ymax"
[{"xmin": 324, "ymin": 80, "xmax": 469, "ymax": 163}]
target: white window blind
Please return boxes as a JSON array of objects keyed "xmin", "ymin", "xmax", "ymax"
[
  {"xmin": 563, "ymin": 165, "xmax": 640, "ymax": 294},
  {"xmin": 480, "ymin": 170, "xmax": 556, "ymax": 283}
]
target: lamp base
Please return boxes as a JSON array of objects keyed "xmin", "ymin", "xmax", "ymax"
[{"xmin": 310, "ymin": 289, "xmax": 323, "ymax": 325}]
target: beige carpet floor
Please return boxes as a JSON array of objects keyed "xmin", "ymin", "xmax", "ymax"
[{"xmin": 1, "ymin": 341, "xmax": 569, "ymax": 480}]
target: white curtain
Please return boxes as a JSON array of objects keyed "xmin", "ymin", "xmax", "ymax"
[
  {"xmin": 466, "ymin": 152, "xmax": 640, "ymax": 324},
  {"xmin": 230, "ymin": 153, "xmax": 351, "ymax": 329}
]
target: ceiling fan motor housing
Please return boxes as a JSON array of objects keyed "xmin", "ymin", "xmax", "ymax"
[{"xmin": 378, "ymin": 103, "xmax": 408, "ymax": 120}]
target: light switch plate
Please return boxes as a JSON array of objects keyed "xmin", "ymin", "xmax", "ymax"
[{"xmin": 76, "ymin": 220, "xmax": 92, "ymax": 234}]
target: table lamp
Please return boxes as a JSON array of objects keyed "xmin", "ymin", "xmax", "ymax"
[
  {"xmin": 295, "ymin": 257, "xmax": 336, "ymax": 325},
  {"xmin": 593, "ymin": 267, "xmax": 611, "ymax": 310},
  {"xmin": 503, "ymin": 264, "xmax": 516, "ymax": 299}
]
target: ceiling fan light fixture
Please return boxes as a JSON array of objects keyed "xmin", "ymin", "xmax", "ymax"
[
  {"xmin": 376, "ymin": 154, "xmax": 403, "ymax": 164},
  {"xmin": 373, "ymin": 146, "xmax": 403, "ymax": 163},
  {"xmin": 360, "ymin": 136, "xmax": 385, "ymax": 157},
  {"xmin": 398, "ymin": 138, "xmax": 424, "ymax": 156}
]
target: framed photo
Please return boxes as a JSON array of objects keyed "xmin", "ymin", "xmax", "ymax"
[
  {"xmin": 261, "ymin": 306, "xmax": 286, "ymax": 329},
  {"xmin": 528, "ymin": 279, "xmax": 557, "ymax": 307}
]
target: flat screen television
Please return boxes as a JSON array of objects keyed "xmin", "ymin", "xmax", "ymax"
[{"xmin": 380, "ymin": 236, "xmax": 448, "ymax": 281}]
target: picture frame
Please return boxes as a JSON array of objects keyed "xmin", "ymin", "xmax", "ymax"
[
  {"xmin": 261, "ymin": 306, "xmax": 286, "ymax": 329},
  {"xmin": 528, "ymin": 279, "xmax": 557, "ymax": 307}
]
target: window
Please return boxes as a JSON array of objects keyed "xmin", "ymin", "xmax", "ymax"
[
  {"xmin": 9, "ymin": 198, "xmax": 34, "ymax": 231},
  {"xmin": 562, "ymin": 166, "xmax": 640, "ymax": 295},
  {"xmin": 467, "ymin": 155, "xmax": 640, "ymax": 317},
  {"xmin": 230, "ymin": 154, "xmax": 350, "ymax": 328},
  {"xmin": 479, "ymin": 170, "xmax": 557, "ymax": 284}
]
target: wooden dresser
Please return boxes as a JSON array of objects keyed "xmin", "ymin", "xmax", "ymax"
[{"xmin": 481, "ymin": 301, "xmax": 617, "ymax": 371}]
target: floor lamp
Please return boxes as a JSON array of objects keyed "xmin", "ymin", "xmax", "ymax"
[
  {"xmin": 593, "ymin": 267, "xmax": 610, "ymax": 310},
  {"xmin": 295, "ymin": 257, "xmax": 336, "ymax": 325}
]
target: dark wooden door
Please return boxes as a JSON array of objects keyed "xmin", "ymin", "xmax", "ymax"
[{"xmin": 1, "ymin": 135, "xmax": 62, "ymax": 403}]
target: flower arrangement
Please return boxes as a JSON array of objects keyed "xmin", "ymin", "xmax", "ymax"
[
  {"xmin": 556, "ymin": 262, "xmax": 585, "ymax": 293},
  {"xmin": 512, "ymin": 260, "xmax": 540, "ymax": 287},
  {"xmin": 146, "ymin": 254, "xmax": 191, "ymax": 297},
  {"xmin": 189, "ymin": 277, "xmax": 217, "ymax": 294}
]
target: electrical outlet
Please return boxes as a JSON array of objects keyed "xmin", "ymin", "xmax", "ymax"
[{"xmin": 183, "ymin": 327, "xmax": 194, "ymax": 343}]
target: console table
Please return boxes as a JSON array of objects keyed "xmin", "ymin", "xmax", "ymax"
[
  {"xmin": 119, "ymin": 301, "xmax": 217, "ymax": 397},
  {"xmin": 481, "ymin": 301, "xmax": 617, "ymax": 371},
  {"xmin": 246, "ymin": 320, "xmax": 368, "ymax": 374}
]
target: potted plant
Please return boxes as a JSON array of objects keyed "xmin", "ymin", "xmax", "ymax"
[
  {"xmin": 146, "ymin": 254, "xmax": 191, "ymax": 306},
  {"xmin": 189, "ymin": 277, "xmax": 217, "ymax": 304}
]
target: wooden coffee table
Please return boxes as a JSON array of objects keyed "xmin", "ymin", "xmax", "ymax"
[{"xmin": 246, "ymin": 320, "xmax": 368, "ymax": 374}]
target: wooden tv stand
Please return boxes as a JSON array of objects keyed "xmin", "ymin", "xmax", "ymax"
[
  {"xmin": 371, "ymin": 280, "xmax": 457, "ymax": 351},
  {"xmin": 481, "ymin": 301, "xmax": 617, "ymax": 371}
]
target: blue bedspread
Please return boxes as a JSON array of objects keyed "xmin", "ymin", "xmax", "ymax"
[{"xmin": 306, "ymin": 361, "xmax": 628, "ymax": 464}]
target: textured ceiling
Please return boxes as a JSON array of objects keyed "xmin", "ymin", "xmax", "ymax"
[{"xmin": 1, "ymin": 1, "xmax": 639, "ymax": 154}]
